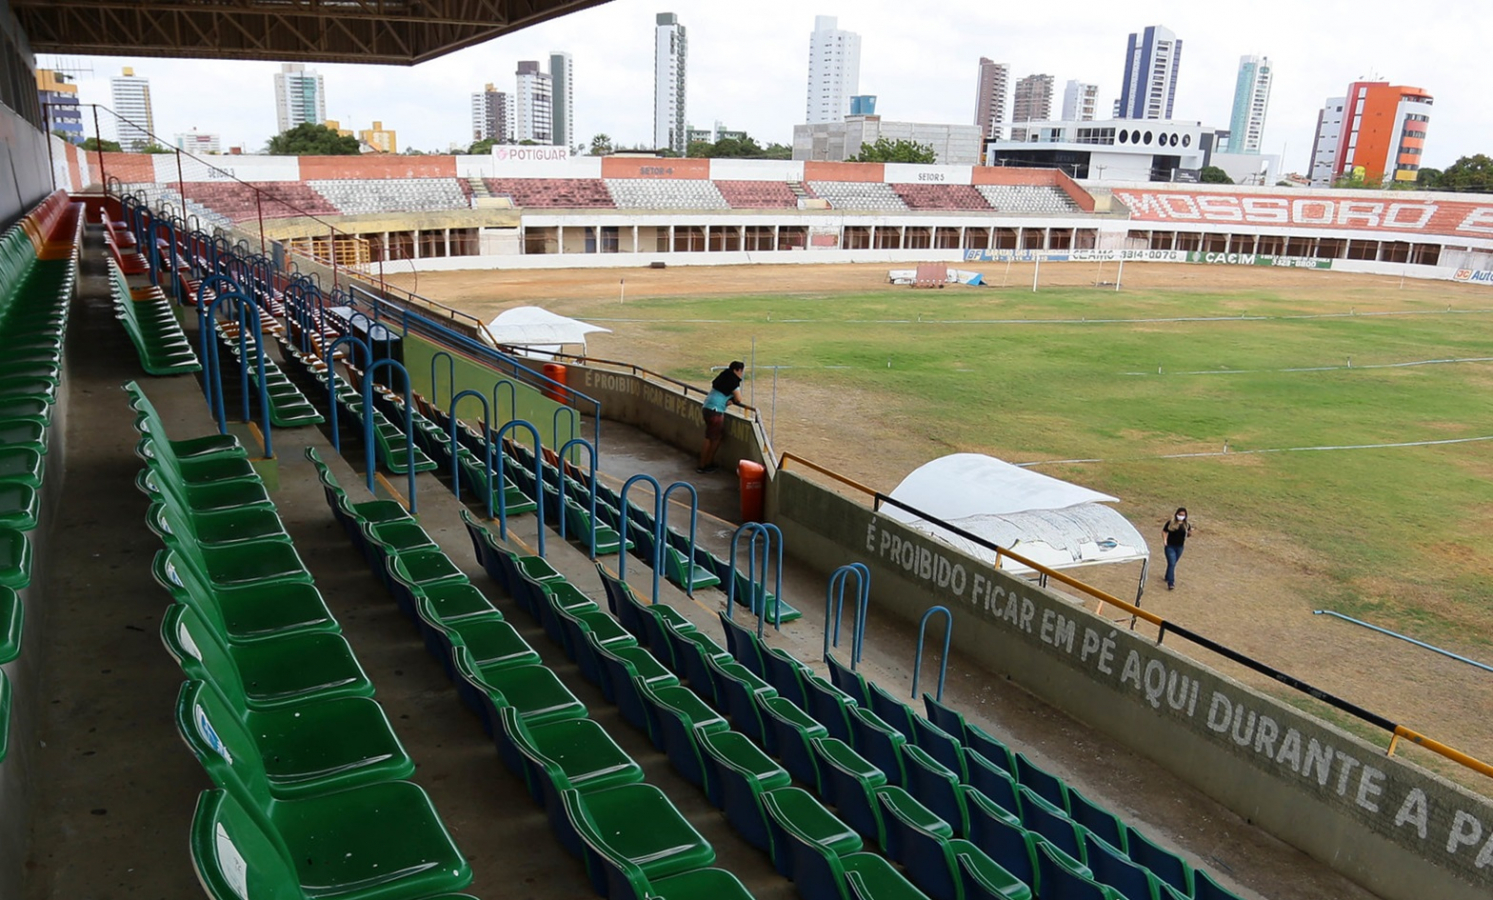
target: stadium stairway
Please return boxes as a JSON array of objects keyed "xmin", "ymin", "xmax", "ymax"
[{"xmin": 16, "ymin": 200, "xmax": 1375, "ymax": 900}]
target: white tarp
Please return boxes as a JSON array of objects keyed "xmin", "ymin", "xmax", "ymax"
[
  {"xmin": 884, "ymin": 453, "xmax": 1148, "ymax": 574},
  {"xmin": 886, "ymin": 268, "xmax": 985, "ymax": 286},
  {"xmin": 483, "ymin": 306, "xmax": 611, "ymax": 356}
]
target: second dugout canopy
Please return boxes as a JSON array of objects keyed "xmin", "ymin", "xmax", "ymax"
[
  {"xmin": 882, "ymin": 453, "xmax": 1150, "ymax": 577},
  {"xmin": 483, "ymin": 306, "xmax": 611, "ymax": 357}
]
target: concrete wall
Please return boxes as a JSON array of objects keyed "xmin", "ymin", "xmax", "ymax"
[
  {"xmin": 563, "ymin": 362, "xmax": 766, "ymax": 472},
  {"xmin": 0, "ymin": 103, "xmax": 54, "ymax": 230},
  {"xmin": 767, "ymin": 470, "xmax": 1493, "ymax": 900}
]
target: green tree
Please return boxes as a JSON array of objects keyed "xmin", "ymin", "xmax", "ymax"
[
  {"xmin": 1274, "ymin": 180, "xmax": 1294, "ymax": 187},
  {"xmin": 266, "ymin": 122, "xmax": 360, "ymax": 156},
  {"xmin": 589, "ymin": 133, "xmax": 613, "ymax": 156},
  {"xmin": 140, "ymin": 143, "xmax": 172, "ymax": 154},
  {"xmin": 80, "ymin": 137, "xmax": 122, "ymax": 152},
  {"xmin": 1198, "ymin": 165, "xmax": 1233, "ymax": 184},
  {"xmin": 1438, "ymin": 155, "xmax": 1493, "ymax": 192},
  {"xmin": 467, "ymin": 137, "xmax": 499, "ymax": 155},
  {"xmin": 853, "ymin": 137, "xmax": 936, "ymax": 164},
  {"xmin": 1416, "ymin": 167, "xmax": 1443, "ymax": 189},
  {"xmin": 761, "ymin": 143, "xmax": 793, "ymax": 160}
]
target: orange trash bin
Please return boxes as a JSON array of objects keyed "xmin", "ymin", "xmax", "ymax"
[
  {"xmin": 737, "ymin": 460, "xmax": 766, "ymax": 523},
  {"xmin": 541, "ymin": 363, "xmax": 569, "ymax": 404}
]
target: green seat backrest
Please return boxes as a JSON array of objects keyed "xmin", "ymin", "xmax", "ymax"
[
  {"xmin": 160, "ymin": 602, "xmax": 250, "ymax": 706},
  {"xmin": 176, "ymin": 679, "xmax": 274, "ymax": 814},
  {"xmin": 156, "ymin": 549, "xmax": 238, "ymax": 637},
  {"xmin": 190, "ymin": 789, "xmax": 303, "ymax": 900}
]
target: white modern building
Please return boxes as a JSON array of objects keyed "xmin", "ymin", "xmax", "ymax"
[
  {"xmin": 174, "ymin": 129, "xmax": 220, "ymax": 155},
  {"xmin": 1226, "ymin": 55, "xmax": 1272, "ymax": 154},
  {"xmin": 987, "ymin": 118, "xmax": 1216, "ymax": 182},
  {"xmin": 1062, "ymin": 81, "xmax": 1098, "ymax": 122},
  {"xmin": 513, "ymin": 60, "xmax": 553, "ymax": 144},
  {"xmin": 1118, "ymin": 24, "xmax": 1182, "ymax": 120},
  {"xmin": 794, "ymin": 116, "xmax": 983, "ymax": 165},
  {"xmin": 550, "ymin": 52, "xmax": 574, "ymax": 150},
  {"xmin": 471, "ymin": 83, "xmax": 509, "ymax": 144},
  {"xmin": 805, "ymin": 15, "xmax": 862, "ymax": 125},
  {"xmin": 109, "ymin": 67, "xmax": 154, "ymax": 150},
  {"xmin": 1309, "ymin": 96, "xmax": 1346, "ymax": 187},
  {"xmin": 973, "ymin": 58, "xmax": 1010, "ymax": 140},
  {"xmin": 654, "ymin": 12, "xmax": 688, "ymax": 153},
  {"xmin": 273, "ymin": 63, "xmax": 326, "ymax": 133}
]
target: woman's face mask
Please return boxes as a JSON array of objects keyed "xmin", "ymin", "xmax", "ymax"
[{"xmin": 1177, "ymin": 514, "xmax": 1187, "ymax": 521}]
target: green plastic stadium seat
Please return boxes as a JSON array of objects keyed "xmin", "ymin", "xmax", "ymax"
[
  {"xmin": 177, "ymin": 679, "xmax": 413, "ymax": 800},
  {"xmin": 562, "ymin": 786, "xmax": 717, "ymax": 884},
  {"xmin": 155, "ymin": 548, "xmax": 339, "ymax": 643},
  {"xmin": 501, "ymin": 706, "xmax": 644, "ymax": 795},
  {"xmin": 190, "ymin": 785, "xmax": 471, "ymax": 900},
  {"xmin": 0, "ymin": 587, "xmax": 20, "ymax": 664},
  {"xmin": 161, "ymin": 604, "xmax": 373, "ymax": 711},
  {"xmin": 452, "ymin": 645, "xmax": 587, "ymax": 728},
  {"xmin": 0, "ymin": 528, "xmax": 32, "ymax": 589}
]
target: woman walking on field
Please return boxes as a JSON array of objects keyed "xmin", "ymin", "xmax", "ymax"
[{"xmin": 1162, "ymin": 507, "xmax": 1194, "ymax": 590}]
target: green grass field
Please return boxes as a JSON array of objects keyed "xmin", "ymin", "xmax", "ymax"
[{"xmin": 579, "ymin": 278, "xmax": 1493, "ymax": 647}]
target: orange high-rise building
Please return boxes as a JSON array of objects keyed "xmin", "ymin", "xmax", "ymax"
[{"xmin": 1332, "ymin": 81, "xmax": 1431, "ymax": 184}]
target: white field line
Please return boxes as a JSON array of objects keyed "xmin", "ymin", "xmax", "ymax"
[{"xmin": 1018, "ymin": 435, "xmax": 1493, "ymax": 467}]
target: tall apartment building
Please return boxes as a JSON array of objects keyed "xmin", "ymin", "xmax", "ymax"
[
  {"xmin": 1009, "ymin": 74, "xmax": 1054, "ymax": 142},
  {"xmin": 1061, "ymin": 81, "xmax": 1098, "ymax": 122},
  {"xmin": 513, "ymin": 60, "xmax": 553, "ymax": 144},
  {"xmin": 1309, "ymin": 96, "xmax": 1346, "ymax": 187},
  {"xmin": 654, "ymin": 12, "xmax": 688, "ymax": 153},
  {"xmin": 109, "ymin": 67, "xmax": 155, "ymax": 150},
  {"xmin": 1324, "ymin": 82, "xmax": 1432, "ymax": 185},
  {"xmin": 273, "ymin": 63, "xmax": 326, "ymax": 133},
  {"xmin": 805, "ymin": 15, "xmax": 862, "ymax": 125},
  {"xmin": 1226, "ymin": 55, "xmax": 1272, "ymax": 153},
  {"xmin": 549, "ymin": 52, "xmax": 573, "ymax": 149},
  {"xmin": 36, "ymin": 69, "xmax": 84, "ymax": 143},
  {"xmin": 1118, "ymin": 24, "xmax": 1182, "ymax": 120},
  {"xmin": 973, "ymin": 58, "xmax": 1010, "ymax": 141},
  {"xmin": 470, "ymin": 83, "xmax": 510, "ymax": 144}
]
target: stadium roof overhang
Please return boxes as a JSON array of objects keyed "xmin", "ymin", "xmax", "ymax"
[{"xmin": 13, "ymin": 0, "xmax": 612, "ymax": 65}]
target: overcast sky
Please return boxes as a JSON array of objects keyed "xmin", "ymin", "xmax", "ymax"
[{"xmin": 50, "ymin": 0, "xmax": 1488, "ymax": 174}]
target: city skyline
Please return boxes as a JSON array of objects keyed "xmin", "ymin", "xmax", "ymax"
[{"xmin": 48, "ymin": 1, "xmax": 1490, "ymax": 174}]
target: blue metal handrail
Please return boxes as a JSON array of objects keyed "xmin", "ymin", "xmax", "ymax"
[
  {"xmin": 556, "ymin": 438, "xmax": 599, "ymax": 559},
  {"xmin": 430, "ymin": 351, "xmax": 455, "ymax": 408},
  {"xmin": 555, "ymin": 405, "xmax": 578, "ymax": 453},
  {"xmin": 493, "ymin": 378, "xmax": 516, "ymax": 428},
  {"xmin": 194, "ymin": 272, "xmax": 244, "ymax": 418},
  {"xmin": 619, "ymin": 473, "xmax": 664, "ymax": 602},
  {"xmin": 728, "ymin": 522, "xmax": 784, "ymax": 637},
  {"xmin": 364, "ymin": 359, "xmax": 419, "ymax": 513},
  {"xmin": 659, "ymin": 482, "xmax": 702, "ymax": 595},
  {"xmin": 325, "ymin": 334, "xmax": 371, "ymax": 453},
  {"xmin": 912, "ymin": 606, "xmax": 953, "ymax": 702},
  {"xmin": 825, "ymin": 562, "xmax": 870, "ymax": 668},
  {"xmin": 198, "ymin": 289, "xmax": 273, "ymax": 456},
  {"xmin": 448, "ymin": 389, "xmax": 493, "ymax": 520},
  {"xmin": 494, "ymin": 419, "xmax": 545, "ymax": 555}
]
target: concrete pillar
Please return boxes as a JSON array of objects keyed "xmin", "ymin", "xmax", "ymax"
[
  {"xmin": 443, "ymin": 228, "xmax": 451, "ymax": 257},
  {"xmin": 557, "ymin": 225, "xmax": 565, "ymax": 255},
  {"xmin": 382, "ymin": 231, "xmax": 390, "ymax": 261},
  {"xmin": 773, "ymin": 225, "xmax": 780, "ymax": 251},
  {"xmin": 411, "ymin": 230, "xmax": 421, "ymax": 260},
  {"xmin": 632, "ymin": 224, "xmax": 639, "ymax": 253},
  {"xmin": 740, "ymin": 225, "xmax": 747, "ymax": 252}
]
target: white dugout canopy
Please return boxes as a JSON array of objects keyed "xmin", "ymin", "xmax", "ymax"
[{"xmin": 883, "ymin": 453, "xmax": 1150, "ymax": 576}]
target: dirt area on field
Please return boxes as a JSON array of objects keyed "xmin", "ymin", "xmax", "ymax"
[{"xmin": 387, "ymin": 261, "xmax": 1493, "ymax": 792}]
